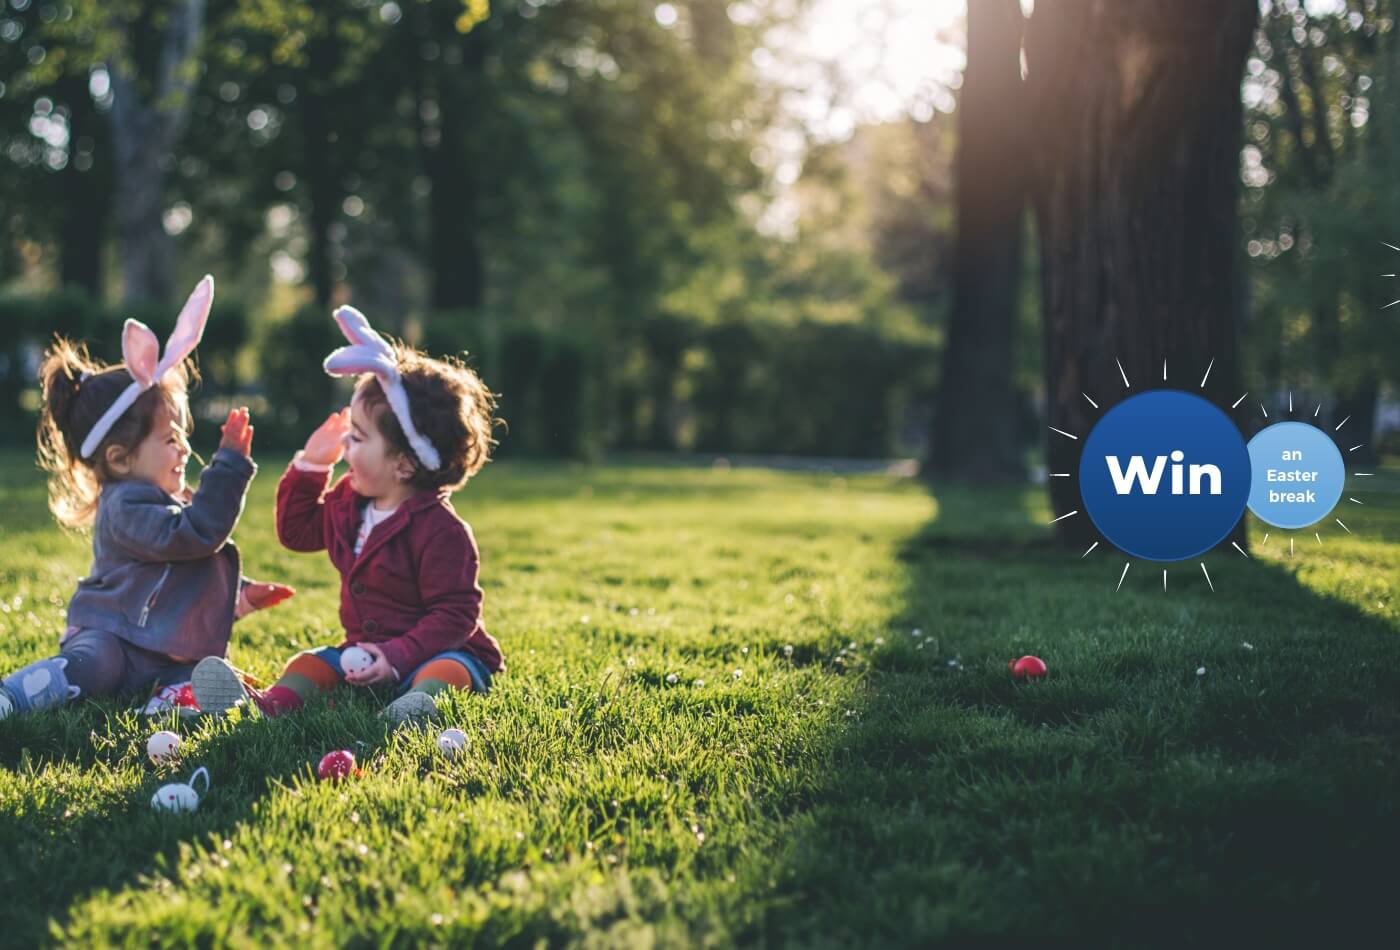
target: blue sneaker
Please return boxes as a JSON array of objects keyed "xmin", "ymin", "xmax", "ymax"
[{"xmin": 0, "ymin": 657, "xmax": 81, "ymax": 720}]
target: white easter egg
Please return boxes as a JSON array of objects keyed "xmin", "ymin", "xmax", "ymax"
[
  {"xmin": 437, "ymin": 727, "xmax": 468, "ymax": 755},
  {"xmin": 341, "ymin": 646, "xmax": 375, "ymax": 675},
  {"xmin": 151, "ymin": 782, "xmax": 199, "ymax": 813},
  {"xmin": 146, "ymin": 730, "xmax": 182, "ymax": 764},
  {"xmin": 151, "ymin": 766, "xmax": 209, "ymax": 814}
]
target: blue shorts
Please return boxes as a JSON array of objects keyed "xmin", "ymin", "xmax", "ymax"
[{"xmin": 307, "ymin": 645, "xmax": 493, "ymax": 695}]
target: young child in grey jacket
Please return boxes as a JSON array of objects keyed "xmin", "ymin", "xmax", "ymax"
[{"xmin": 0, "ymin": 277, "xmax": 293, "ymax": 720}]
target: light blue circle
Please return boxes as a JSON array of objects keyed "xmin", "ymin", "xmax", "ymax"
[
  {"xmin": 1078, "ymin": 390, "xmax": 1251, "ymax": 562},
  {"xmin": 1246, "ymin": 421, "xmax": 1345, "ymax": 529}
]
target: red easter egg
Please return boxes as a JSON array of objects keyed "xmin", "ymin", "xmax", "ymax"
[
  {"xmin": 1012, "ymin": 655, "xmax": 1048, "ymax": 680},
  {"xmin": 317, "ymin": 750, "xmax": 356, "ymax": 781}
]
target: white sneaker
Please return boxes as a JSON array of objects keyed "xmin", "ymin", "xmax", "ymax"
[
  {"xmin": 382, "ymin": 691, "xmax": 437, "ymax": 726},
  {"xmin": 191, "ymin": 657, "xmax": 252, "ymax": 716}
]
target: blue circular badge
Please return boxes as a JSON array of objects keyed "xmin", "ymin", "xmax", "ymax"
[
  {"xmin": 1078, "ymin": 390, "xmax": 1251, "ymax": 562},
  {"xmin": 1245, "ymin": 421, "xmax": 1345, "ymax": 529}
]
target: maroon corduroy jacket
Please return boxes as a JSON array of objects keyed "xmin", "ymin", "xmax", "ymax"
[{"xmin": 275, "ymin": 463, "xmax": 503, "ymax": 676}]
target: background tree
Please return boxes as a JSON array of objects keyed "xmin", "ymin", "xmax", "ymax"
[
  {"xmin": 1241, "ymin": 0, "xmax": 1400, "ymax": 465},
  {"xmin": 928, "ymin": 0, "xmax": 1026, "ymax": 483},
  {"xmin": 106, "ymin": 0, "xmax": 207, "ymax": 304},
  {"xmin": 1027, "ymin": 0, "xmax": 1260, "ymax": 546}
]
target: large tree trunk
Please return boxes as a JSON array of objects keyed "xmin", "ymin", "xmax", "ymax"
[
  {"xmin": 927, "ymin": 0, "xmax": 1026, "ymax": 483},
  {"xmin": 107, "ymin": 0, "xmax": 205, "ymax": 305},
  {"xmin": 1026, "ymin": 0, "xmax": 1258, "ymax": 547}
]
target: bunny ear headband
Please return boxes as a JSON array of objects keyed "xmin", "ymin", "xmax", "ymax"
[
  {"xmin": 323, "ymin": 306, "xmax": 442, "ymax": 471},
  {"xmin": 79, "ymin": 276, "xmax": 214, "ymax": 460}
]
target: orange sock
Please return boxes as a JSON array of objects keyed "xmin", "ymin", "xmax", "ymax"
[
  {"xmin": 407, "ymin": 657, "xmax": 475, "ymax": 697},
  {"xmin": 271, "ymin": 651, "xmax": 343, "ymax": 704}
]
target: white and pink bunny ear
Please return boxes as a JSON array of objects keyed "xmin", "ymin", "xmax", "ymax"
[
  {"xmin": 324, "ymin": 305, "xmax": 399, "ymax": 380},
  {"xmin": 323, "ymin": 346, "xmax": 399, "ymax": 380},
  {"xmin": 321, "ymin": 305, "xmax": 443, "ymax": 470},
  {"xmin": 81, "ymin": 276, "xmax": 216, "ymax": 460},
  {"xmin": 154, "ymin": 274, "xmax": 213, "ymax": 378},
  {"xmin": 122, "ymin": 320, "xmax": 160, "ymax": 389},
  {"xmin": 333, "ymin": 306, "xmax": 393, "ymax": 356}
]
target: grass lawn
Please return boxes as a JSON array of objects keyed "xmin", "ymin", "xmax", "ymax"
[{"xmin": 0, "ymin": 448, "xmax": 1397, "ymax": 946}]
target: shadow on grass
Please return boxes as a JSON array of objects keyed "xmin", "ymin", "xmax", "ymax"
[
  {"xmin": 749, "ymin": 479, "xmax": 1400, "ymax": 946},
  {"xmin": 0, "ymin": 690, "xmax": 397, "ymax": 945}
]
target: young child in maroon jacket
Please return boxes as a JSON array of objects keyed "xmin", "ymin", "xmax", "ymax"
[{"xmin": 192, "ymin": 306, "xmax": 503, "ymax": 724}]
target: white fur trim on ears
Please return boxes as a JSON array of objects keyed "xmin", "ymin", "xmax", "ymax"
[{"xmin": 322, "ymin": 306, "xmax": 442, "ymax": 471}]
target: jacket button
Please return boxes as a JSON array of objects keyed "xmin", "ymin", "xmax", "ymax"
[
  {"xmin": 363, "ymin": 619, "xmax": 379, "ymax": 634},
  {"xmin": 351, "ymin": 582, "xmax": 366, "ymax": 595}
]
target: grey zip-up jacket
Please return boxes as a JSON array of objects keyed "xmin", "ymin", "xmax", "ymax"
[{"xmin": 66, "ymin": 449, "xmax": 256, "ymax": 660}]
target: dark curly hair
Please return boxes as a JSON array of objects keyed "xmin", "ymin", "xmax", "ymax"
[
  {"xmin": 36, "ymin": 336, "xmax": 194, "ymax": 529},
  {"xmin": 353, "ymin": 344, "xmax": 499, "ymax": 494}
]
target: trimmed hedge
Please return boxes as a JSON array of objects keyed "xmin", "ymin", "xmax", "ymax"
[{"xmin": 0, "ymin": 292, "xmax": 935, "ymax": 460}]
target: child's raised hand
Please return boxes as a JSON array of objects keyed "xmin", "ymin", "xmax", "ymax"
[
  {"xmin": 219, "ymin": 407, "xmax": 253, "ymax": 457},
  {"xmin": 343, "ymin": 641, "xmax": 399, "ymax": 686},
  {"xmin": 302, "ymin": 408, "xmax": 351, "ymax": 466}
]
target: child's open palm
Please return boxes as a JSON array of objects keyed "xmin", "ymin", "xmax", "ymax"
[
  {"xmin": 219, "ymin": 407, "xmax": 253, "ymax": 457},
  {"xmin": 303, "ymin": 408, "xmax": 352, "ymax": 466}
]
